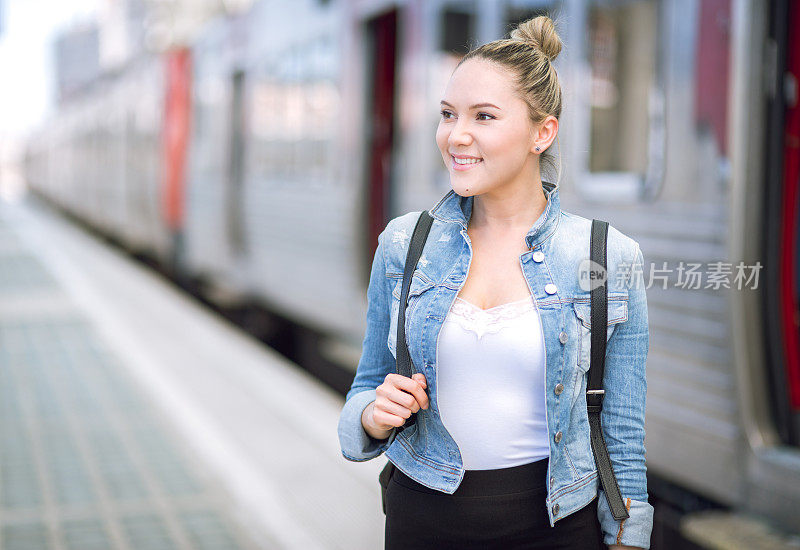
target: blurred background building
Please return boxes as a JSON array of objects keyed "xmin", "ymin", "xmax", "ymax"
[
  {"xmin": 54, "ymin": 22, "xmax": 100, "ymax": 102},
  {"xmin": 97, "ymin": 0, "xmax": 147, "ymax": 69}
]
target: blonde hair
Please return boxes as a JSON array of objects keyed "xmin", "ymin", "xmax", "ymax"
[{"xmin": 455, "ymin": 15, "xmax": 564, "ymax": 184}]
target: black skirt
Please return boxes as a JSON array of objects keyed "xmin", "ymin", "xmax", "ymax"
[{"xmin": 384, "ymin": 458, "xmax": 604, "ymax": 550}]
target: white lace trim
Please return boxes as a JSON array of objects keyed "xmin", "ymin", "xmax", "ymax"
[{"xmin": 448, "ymin": 295, "xmax": 536, "ymax": 339}]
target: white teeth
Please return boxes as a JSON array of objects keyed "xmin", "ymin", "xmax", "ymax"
[{"xmin": 453, "ymin": 156, "xmax": 482, "ymax": 165}]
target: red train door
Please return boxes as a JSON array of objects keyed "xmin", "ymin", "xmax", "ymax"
[
  {"xmin": 765, "ymin": 0, "xmax": 800, "ymax": 446},
  {"xmin": 162, "ymin": 47, "xmax": 192, "ymax": 273},
  {"xmin": 778, "ymin": 0, "xmax": 800, "ymax": 445},
  {"xmin": 364, "ymin": 9, "xmax": 399, "ymax": 262}
]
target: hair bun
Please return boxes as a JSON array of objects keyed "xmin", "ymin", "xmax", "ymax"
[{"xmin": 510, "ymin": 15, "xmax": 562, "ymax": 62}]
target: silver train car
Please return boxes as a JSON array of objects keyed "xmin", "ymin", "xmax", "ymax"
[{"xmin": 23, "ymin": 0, "xmax": 800, "ymax": 545}]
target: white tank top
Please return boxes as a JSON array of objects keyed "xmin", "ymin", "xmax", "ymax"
[{"xmin": 436, "ymin": 294, "xmax": 549, "ymax": 470}]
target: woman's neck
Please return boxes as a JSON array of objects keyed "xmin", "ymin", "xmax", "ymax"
[{"xmin": 469, "ymin": 182, "xmax": 548, "ymax": 234}]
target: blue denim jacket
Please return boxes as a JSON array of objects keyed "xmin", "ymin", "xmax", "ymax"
[{"xmin": 338, "ymin": 182, "xmax": 654, "ymax": 548}]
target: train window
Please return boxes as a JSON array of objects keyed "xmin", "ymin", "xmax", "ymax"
[
  {"xmin": 575, "ymin": 0, "xmax": 666, "ymax": 203},
  {"xmin": 440, "ymin": 6, "xmax": 475, "ymax": 55},
  {"xmin": 247, "ymin": 36, "xmax": 340, "ymax": 188}
]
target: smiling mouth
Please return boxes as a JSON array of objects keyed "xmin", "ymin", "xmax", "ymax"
[
  {"xmin": 451, "ymin": 155, "xmax": 483, "ymax": 164},
  {"xmin": 451, "ymin": 155, "xmax": 483, "ymax": 170}
]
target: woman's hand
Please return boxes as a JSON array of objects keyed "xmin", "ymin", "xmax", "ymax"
[{"xmin": 366, "ymin": 373, "xmax": 429, "ymax": 432}]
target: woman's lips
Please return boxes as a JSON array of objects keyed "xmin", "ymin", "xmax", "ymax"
[{"xmin": 451, "ymin": 155, "xmax": 484, "ymax": 171}]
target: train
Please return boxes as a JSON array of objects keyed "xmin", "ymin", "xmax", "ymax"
[{"xmin": 22, "ymin": 0, "xmax": 800, "ymax": 546}]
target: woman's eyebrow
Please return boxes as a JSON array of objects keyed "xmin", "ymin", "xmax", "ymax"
[{"xmin": 440, "ymin": 100, "xmax": 501, "ymax": 110}]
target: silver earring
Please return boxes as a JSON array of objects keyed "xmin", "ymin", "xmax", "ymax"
[{"xmin": 535, "ymin": 146, "xmax": 541, "ymax": 152}]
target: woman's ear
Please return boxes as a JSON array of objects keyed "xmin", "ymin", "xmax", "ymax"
[{"xmin": 530, "ymin": 115, "xmax": 559, "ymax": 154}]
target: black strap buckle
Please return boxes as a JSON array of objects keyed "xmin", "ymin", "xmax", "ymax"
[{"xmin": 586, "ymin": 389, "xmax": 605, "ymax": 413}]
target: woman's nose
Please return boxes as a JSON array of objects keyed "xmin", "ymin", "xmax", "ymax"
[{"xmin": 449, "ymin": 121, "xmax": 473, "ymax": 146}]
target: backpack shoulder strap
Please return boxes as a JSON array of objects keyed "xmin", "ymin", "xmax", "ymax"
[
  {"xmin": 588, "ymin": 218, "xmax": 630, "ymax": 521},
  {"xmin": 588, "ymin": 219, "xmax": 609, "ymax": 398},
  {"xmin": 396, "ymin": 210, "xmax": 433, "ymax": 429},
  {"xmin": 396, "ymin": 210, "xmax": 433, "ymax": 379}
]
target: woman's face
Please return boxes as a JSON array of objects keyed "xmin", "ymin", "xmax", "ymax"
[{"xmin": 436, "ymin": 58, "xmax": 552, "ymax": 197}]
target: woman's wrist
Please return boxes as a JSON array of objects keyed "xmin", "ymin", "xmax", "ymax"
[{"xmin": 362, "ymin": 401, "xmax": 393, "ymax": 440}]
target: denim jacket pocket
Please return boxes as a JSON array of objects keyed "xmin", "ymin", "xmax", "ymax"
[
  {"xmin": 387, "ymin": 270, "xmax": 436, "ymax": 359},
  {"xmin": 565, "ymin": 297, "xmax": 628, "ymax": 478},
  {"xmin": 572, "ymin": 297, "xmax": 628, "ymax": 373}
]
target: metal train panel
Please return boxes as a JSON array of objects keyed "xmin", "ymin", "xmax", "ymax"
[
  {"xmin": 122, "ymin": 56, "xmax": 164, "ymax": 254},
  {"xmin": 235, "ymin": 0, "xmax": 365, "ymax": 334},
  {"xmin": 183, "ymin": 15, "xmax": 243, "ymax": 293},
  {"xmin": 560, "ymin": 0, "xmax": 744, "ymax": 506},
  {"xmin": 103, "ymin": 80, "xmax": 129, "ymax": 241},
  {"xmin": 558, "ymin": 0, "xmax": 740, "ymax": 495},
  {"xmin": 137, "ymin": 55, "xmax": 170, "ymax": 260}
]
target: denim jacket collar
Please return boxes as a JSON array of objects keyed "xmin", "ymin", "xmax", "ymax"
[{"xmin": 428, "ymin": 181, "xmax": 561, "ymax": 250}]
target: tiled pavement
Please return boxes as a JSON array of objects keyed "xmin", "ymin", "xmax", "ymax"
[
  {"xmin": 0, "ymin": 212, "xmax": 262, "ymax": 550},
  {"xmin": 0, "ymin": 192, "xmax": 390, "ymax": 550}
]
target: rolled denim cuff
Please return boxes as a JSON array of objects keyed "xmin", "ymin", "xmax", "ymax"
[
  {"xmin": 597, "ymin": 491, "xmax": 654, "ymax": 549},
  {"xmin": 338, "ymin": 389, "xmax": 398, "ymax": 461}
]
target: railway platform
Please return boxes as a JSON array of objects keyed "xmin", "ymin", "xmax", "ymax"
[
  {"xmin": 6, "ymin": 190, "xmax": 800, "ymax": 550},
  {"xmin": 0, "ymin": 193, "xmax": 384, "ymax": 550}
]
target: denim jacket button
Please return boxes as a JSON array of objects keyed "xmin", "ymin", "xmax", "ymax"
[
  {"xmin": 559, "ymin": 331, "xmax": 568, "ymax": 344},
  {"xmin": 532, "ymin": 250, "xmax": 545, "ymax": 262},
  {"xmin": 554, "ymin": 383, "xmax": 564, "ymax": 395},
  {"xmin": 545, "ymin": 283, "xmax": 557, "ymax": 294},
  {"xmin": 552, "ymin": 503, "xmax": 560, "ymax": 515},
  {"xmin": 554, "ymin": 431, "xmax": 562, "ymax": 443},
  {"xmin": 550, "ymin": 476, "xmax": 555, "ymax": 486}
]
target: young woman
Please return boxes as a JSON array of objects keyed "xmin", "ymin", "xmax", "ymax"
[{"xmin": 338, "ymin": 15, "xmax": 653, "ymax": 550}]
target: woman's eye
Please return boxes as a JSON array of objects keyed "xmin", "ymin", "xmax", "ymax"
[{"xmin": 439, "ymin": 109, "xmax": 494, "ymax": 121}]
